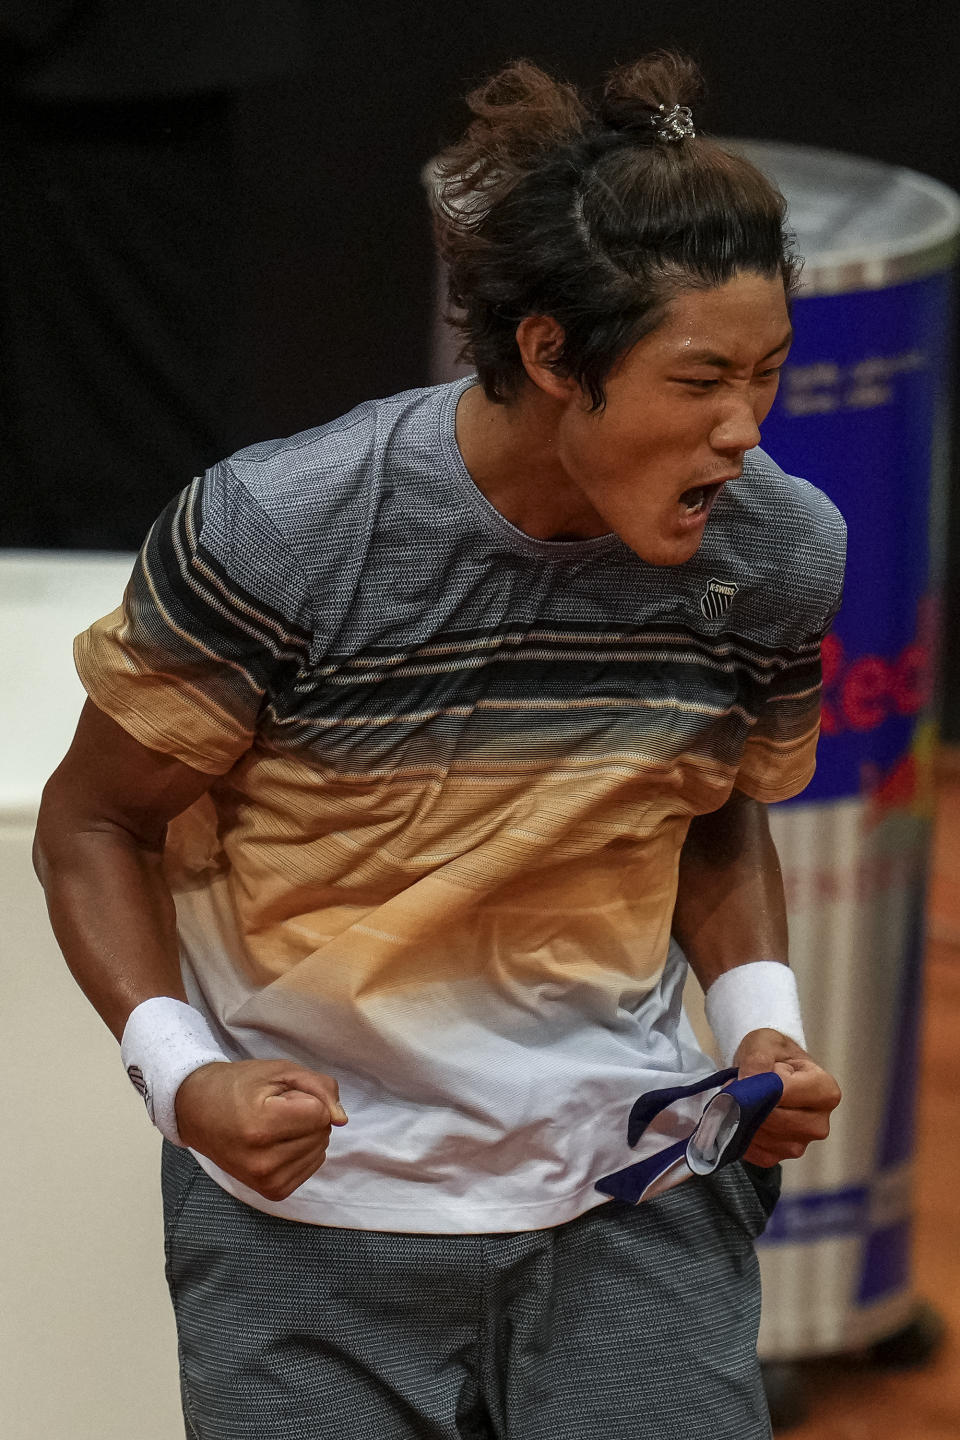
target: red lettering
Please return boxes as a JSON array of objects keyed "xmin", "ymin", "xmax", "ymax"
[
  {"xmin": 782, "ymin": 875, "xmax": 800, "ymax": 910},
  {"xmin": 820, "ymin": 632, "xmax": 843, "ymax": 735},
  {"xmin": 891, "ymin": 642, "xmax": 930, "ymax": 715},
  {"xmin": 821, "ymin": 632, "xmax": 845, "ymax": 688},
  {"xmin": 813, "ymin": 869, "xmax": 843, "ymax": 904},
  {"xmin": 842, "ymin": 656, "xmax": 891, "ymax": 730},
  {"xmin": 818, "ymin": 601, "xmax": 934, "ymax": 734}
]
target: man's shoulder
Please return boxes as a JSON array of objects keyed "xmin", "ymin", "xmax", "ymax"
[
  {"xmin": 177, "ymin": 379, "xmax": 470, "ymax": 639},
  {"xmin": 221, "ymin": 381, "xmax": 456, "ymax": 528},
  {"xmin": 698, "ymin": 448, "xmax": 847, "ymax": 640},
  {"xmin": 737, "ymin": 448, "xmax": 846, "ymax": 557},
  {"xmin": 748, "ymin": 443, "xmax": 846, "ymax": 529}
]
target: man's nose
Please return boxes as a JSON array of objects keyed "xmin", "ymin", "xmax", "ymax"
[{"xmin": 710, "ymin": 400, "xmax": 762, "ymax": 455}]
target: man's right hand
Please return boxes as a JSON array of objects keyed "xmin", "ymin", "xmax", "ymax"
[{"xmin": 174, "ymin": 1060, "xmax": 348, "ymax": 1202}]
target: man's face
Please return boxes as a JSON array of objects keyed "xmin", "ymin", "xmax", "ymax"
[{"xmin": 555, "ymin": 271, "xmax": 793, "ymax": 566}]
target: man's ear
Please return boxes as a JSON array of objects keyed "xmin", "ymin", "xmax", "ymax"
[{"xmin": 515, "ymin": 316, "xmax": 579, "ymax": 401}]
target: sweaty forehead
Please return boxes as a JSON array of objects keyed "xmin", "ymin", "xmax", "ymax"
[
  {"xmin": 672, "ymin": 331, "xmax": 794, "ymax": 367},
  {"xmin": 654, "ymin": 277, "xmax": 792, "ymax": 362}
]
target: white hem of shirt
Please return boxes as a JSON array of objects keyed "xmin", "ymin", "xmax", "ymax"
[{"xmin": 190, "ymin": 1148, "xmax": 623, "ymax": 1233}]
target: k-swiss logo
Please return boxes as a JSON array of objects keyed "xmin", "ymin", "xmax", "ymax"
[{"xmin": 699, "ymin": 578, "xmax": 740, "ymax": 620}]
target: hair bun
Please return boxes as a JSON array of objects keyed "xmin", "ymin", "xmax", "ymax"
[
  {"xmin": 432, "ymin": 60, "xmax": 589, "ymax": 232},
  {"xmin": 598, "ymin": 51, "xmax": 703, "ymax": 135},
  {"xmin": 460, "ymin": 60, "xmax": 588, "ymax": 173}
]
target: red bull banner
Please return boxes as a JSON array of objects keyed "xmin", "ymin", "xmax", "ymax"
[
  {"xmin": 760, "ymin": 272, "xmax": 950, "ymax": 811},
  {"xmin": 736, "ymin": 143, "xmax": 959, "ymax": 1360}
]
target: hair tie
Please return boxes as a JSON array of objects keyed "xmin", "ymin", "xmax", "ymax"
[{"xmin": 651, "ymin": 103, "xmax": 696, "ymax": 142}]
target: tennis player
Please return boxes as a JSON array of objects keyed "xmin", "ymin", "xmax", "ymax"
[{"xmin": 35, "ymin": 51, "xmax": 843, "ymax": 1440}]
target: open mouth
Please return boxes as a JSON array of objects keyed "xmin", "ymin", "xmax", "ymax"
[{"xmin": 679, "ymin": 480, "xmax": 725, "ymax": 517}]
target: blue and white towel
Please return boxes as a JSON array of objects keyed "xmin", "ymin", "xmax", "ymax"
[{"xmin": 595, "ymin": 1069, "xmax": 784, "ymax": 1204}]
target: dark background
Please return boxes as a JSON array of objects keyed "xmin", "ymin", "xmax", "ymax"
[{"xmin": 3, "ymin": 0, "xmax": 960, "ymax": 734}]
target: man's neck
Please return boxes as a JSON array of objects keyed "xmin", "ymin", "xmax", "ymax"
[{"xmin": 454, "ymin": 382, "xmax": 610, "ymax": 542}]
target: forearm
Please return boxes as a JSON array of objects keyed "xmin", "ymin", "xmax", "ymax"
[
  {"xmin": 26, "ymin": 704, "xmax": 347, "ymax": 1191},
  {"xmin": 673, "ymin": 787, "xmax": 788, "ymax": 993},
  {"xmin": 34, "ymin": 807, "xmax": 345, "ymax": 1192},
  {"xmin": 33, "ymin": 816, "xmax": 186, "ymax": 1042}
]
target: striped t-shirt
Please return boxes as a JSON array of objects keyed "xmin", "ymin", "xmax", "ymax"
[{"xmin": 76, "ymin": 375, "xmax": 846, "ymax": 1232}]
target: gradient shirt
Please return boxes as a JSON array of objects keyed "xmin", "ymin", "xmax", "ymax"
[{"xmin": 75, "ymin": 376, "xmax": 846, "ymax": 1231}]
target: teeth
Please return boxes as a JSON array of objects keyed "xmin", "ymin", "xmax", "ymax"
[{"xmin": 681, "ymin": 487, "xmax": 706, "ymax": 514}]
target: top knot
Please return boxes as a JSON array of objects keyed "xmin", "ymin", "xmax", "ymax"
[
  {"xmin": 598, "ymin": 51, "xmax": 703, "ymax": 141},
  {"xmin": 430, "ymin": 59, "xmax": 590, "ymax": 235}
]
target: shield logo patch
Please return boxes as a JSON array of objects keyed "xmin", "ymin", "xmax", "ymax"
[{"xmin": 700, "ymin": 578, "xmax": 740, "ymax": 620}]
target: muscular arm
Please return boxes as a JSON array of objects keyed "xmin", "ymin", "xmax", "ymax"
[
  {"xmin": 673, "ymin": 786, "xmax": 788, "ymax": 993},
  {"xmin": 33, "ymin": 700, "xmax": 209, "ymax": 1040},
  {"xmin": 34, "ymin": 700, "xmax": 345, "ymax": 1199},
  {"xmin": 673, "ymin": 788, "xmax": 840, "ymax": 1166}
]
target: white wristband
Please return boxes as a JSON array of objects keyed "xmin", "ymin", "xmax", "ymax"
[
  {"xmin": 120, "ymin": 997, "xmax": 229, "ymax": 1146},
  {"xmin": 703, "ymin": 961, "xmax": 807, "ymax": 1066}
]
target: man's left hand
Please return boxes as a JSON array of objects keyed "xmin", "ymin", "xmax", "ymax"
[{"xmin": 734, "ymin": 1028, "xmax": 841, "ymax": 1167}]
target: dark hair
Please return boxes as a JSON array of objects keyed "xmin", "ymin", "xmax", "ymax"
[{"xmin": 430, "ymin": 52, "xmax": 801, "ymax": 409}]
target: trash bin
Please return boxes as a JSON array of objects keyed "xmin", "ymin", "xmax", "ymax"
[
  {"xmin": 728, "ymin": 142, "xmax": 960, "ymax": 1363},
  {"xmin": 424, "ymin": 141, "xmax": 960, "ymax": 1361}
]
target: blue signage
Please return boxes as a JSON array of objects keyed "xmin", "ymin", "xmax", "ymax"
[{"xmin": 759, "ymin": 272, "xmax": 954, "ymax": 802}]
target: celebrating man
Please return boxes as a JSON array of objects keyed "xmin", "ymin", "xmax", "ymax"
[{"xmin": 36, "ymin": 52, "xmax": 843, "ymax": 1440}]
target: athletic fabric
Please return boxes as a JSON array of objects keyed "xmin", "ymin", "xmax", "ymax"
[
  {"xmin": 76, "ymin": 375, "xmax": 846, "ymax": 1231},
  {"xmin": 162, "ymin": 1140, "xmax": 778, "ymax": 1440},
  {"xmin": 596, "ymin": 1067, "xmax": 784, "ymax": 1204}
]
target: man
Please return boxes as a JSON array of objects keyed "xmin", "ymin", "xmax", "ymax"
[{"xmin": 35, "ymin": 53, "xmax": 843, "ymax": 1440}]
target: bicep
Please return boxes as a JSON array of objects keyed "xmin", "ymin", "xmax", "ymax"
[{"xmin": 40, "ymin": 699, "xmax": 218, "ymax": 847}]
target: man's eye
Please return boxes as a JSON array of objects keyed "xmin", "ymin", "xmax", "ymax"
[
  {"xmin": 677, "ymin": 378, "xmax": 719, "ymax": 390},
  {"xmin": 757, "ymin": 367, "xmax": 784, "ymax": 381}
]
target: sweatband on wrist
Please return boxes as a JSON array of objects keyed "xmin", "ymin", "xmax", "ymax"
[
  {"xmin": 120, "ymin": 996, "xmax": 229, "ymax": 1147},
  {"xmin": 703, "ymin": 961, "xmax": 806, "ymax": 1066}
]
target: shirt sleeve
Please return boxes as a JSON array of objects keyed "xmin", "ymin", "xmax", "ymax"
[
  {"xmin": 74, "ymin": 461, "xmax": 315, "ymax": 774},
  {"xmin": 733, "ymin": 635, "xmax": 827, "ymax": 803},
  {"xmin": 735, "ymin": 522, "xmax": 847, "ymax": 805}
]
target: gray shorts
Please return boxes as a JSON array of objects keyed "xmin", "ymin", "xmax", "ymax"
[{"xmin": 161, "ymin": 1142, "xmax": 778, "ymax": 1440}]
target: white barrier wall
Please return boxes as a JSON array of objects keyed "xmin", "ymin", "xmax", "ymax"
[{"xmin": 0, "ymin": 554, "xmax": 182, "ymax": 1440}]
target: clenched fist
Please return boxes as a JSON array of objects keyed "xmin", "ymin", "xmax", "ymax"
[
  {"xmin": 175, "ymin": 1059, "xmax": 348, "ymax": 1202},
  {"xmin": 734, "ymin": 1028, "xmax": 841, "ymax": 1168}
]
